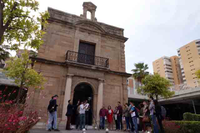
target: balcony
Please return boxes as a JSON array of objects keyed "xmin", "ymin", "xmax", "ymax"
[{"xmin": 65, "ymin": 51, "xmax": 109, "ymax": 68}]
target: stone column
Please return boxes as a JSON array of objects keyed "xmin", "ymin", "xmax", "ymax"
[
  {"xmin": 96, "ymin": 79, "xmax": 104, "ymax": 125},
  {"xmin": 83, "ymin": 8, "xmax": 87, "ymax": 18},
  {"xmin": 91, "ymin": 10, "xmax": 95, "ymax": 21},
  {"xmin": 62, "ymin": 74, "xmax": 73, "ymax": 120}
]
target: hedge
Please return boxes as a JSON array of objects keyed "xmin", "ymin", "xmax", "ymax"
[
  {"xmin": 175, "ymin": 121, "xmax": 200, "ymax": 133},
  {"xmin": 183, "ymin": 112, "xmax": 200, "ymax": 121},
  {"xmin": 163, "ymin": 120, "xmax": 200, "ymax": 133}
]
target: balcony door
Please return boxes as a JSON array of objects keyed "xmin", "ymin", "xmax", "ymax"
[{"xmin": 78, "ymin": 42, "xmax": 95, "ymax": 65}]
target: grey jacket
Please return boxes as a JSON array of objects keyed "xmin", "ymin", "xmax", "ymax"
[{"xmin": 149, "ymin": 101, "xmax": 155, "ymax": 115}]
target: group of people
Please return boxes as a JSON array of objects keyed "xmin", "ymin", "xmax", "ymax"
[
  {"xmin": 99, "ymin": 97, "xmax": 166, "ymax": 133},
  {"xmin": 66, "ymin": 99, "xmax": 90, "ymax": 130},
  {"xmin": 46, "ymin": 95, "xmax": 166, "ymax": 133},
  {"xmin": 47, "ymin": 95, "xmax": 90, "ymax": 131}
]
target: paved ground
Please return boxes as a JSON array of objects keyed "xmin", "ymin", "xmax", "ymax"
[{"xmin": 30, "ymin": 129, "xmax": 131, "ymax": 133}]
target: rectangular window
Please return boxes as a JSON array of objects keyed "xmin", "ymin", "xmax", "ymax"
[{"xmin": 78, "ymin": 41, "xmax": 95, "ymax": 65}]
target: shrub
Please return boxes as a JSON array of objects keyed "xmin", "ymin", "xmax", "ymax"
[
  {"xmin": 183, "ymin": 112, "xmax": 200, "ymax": 121},
  {"xmin": 175, "ymin": 121, "xmax": 200, "ymax": 133},
  {"xmin": 0, "ymin": 88, "xmax": 47, "ymax": 133},
  {"xmin": 0, "ymin": 102, "xmax": 41, "ymax": 133},
  {"xmin": 163, "ymin": 120, "xmax": 181, "ymax": 133}
]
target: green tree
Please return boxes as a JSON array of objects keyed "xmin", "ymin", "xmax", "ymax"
[
  {"xmin": 132, "ymin": 63, "xmax": 149, "ymax": 87},
  {"xmin": 195, "ymin": 69, "xmax": 200, "ymax": 79},
  {"xmin": 0, "ymin": 0, "xmax": 49, "ymax": 61},
  {"xmin": 137, "ymin": 73, "xmax": 174, "ymax": 100},
  {"xmin": 4, "ymin": 50, "xmax": 45, "ymax": 103}
]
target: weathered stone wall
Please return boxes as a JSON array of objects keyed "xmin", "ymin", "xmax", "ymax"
[
  {"xmin": 37, "ymin": 8, "xmax": 127, "ymax": 72},
  {"xmin": 32, "ymin": 4, "xmax": 129, "ymax": 122},
  {"xmin": 30, "ymin": 62, "xmax": 67, "ymax": 121}
]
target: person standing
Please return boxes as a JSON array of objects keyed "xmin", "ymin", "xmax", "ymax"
[
  {"xmin": 128, "ymin": 103, "xmax": 134, "ymax": 132},
  {"xmin": 113, "ymin": 106, "xmax": 119, "ymax": 130},
  {"xmin": 79, "ymin": 100, "xmax": 87, "ymax": 130},
  {"xmin": 76, "ymin": 101, "xmax": 81, "ymax": 130},
  {"xmin": 47, "ymin": 95, "xmax": 60, "ymax": 131},
  {"xmin": 142, "ymin": 101, "xmax": 151, "ymax": 132},
  {"xmin": 123, "ymin": 103, "xmax": 130, "ymax": 131},
  {"xmin": 149, "ymin": 96, "xmax": 159, "ymax": 133},
  {"xmin": 65, "ymin": 100, "xmax": 80, "ymax": 130},
  {"xmin": 130, "ymin": 101, "xmax": 138, "ymax": 133},
  {"xmin": 117, "ymin": 101, "xmax": 123, "ymax": 130},
  {"xmin": 85, "ymin": 100, "xmax": 90, "ymax": 130},
  {"xmin": 107, "ymin": 106, "xmax": 114, "ymax": 130},
  {"xmin": 99, "ymin": 106, "xmax": 107, "ymax": 129},
  {"xmin": 154, "ymin": 100, "xmax": 165, "ymax": 133}
]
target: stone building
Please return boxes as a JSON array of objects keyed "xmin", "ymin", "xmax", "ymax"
[{"xmin": 31, "ymin": 2, "xmax": 130, "ymax": 124}]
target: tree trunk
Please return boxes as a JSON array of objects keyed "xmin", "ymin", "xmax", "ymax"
[
  {"xmin": 0, "ymin": 0, "xmax": 4, "ymax": 44},
  {"xmin": 156, "ymin": 95, "xmax": 158, "ymax": 101},
  {"xmin": 16, "ymin": 82, "xmax": 23, "ymax": 104}
]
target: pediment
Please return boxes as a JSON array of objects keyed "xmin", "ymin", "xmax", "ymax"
[{"xmin": 75, "ymin": 20, "xmax": 106, "ymax": 33}]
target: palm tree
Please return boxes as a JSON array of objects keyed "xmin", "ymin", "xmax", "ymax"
[{"xmin": 132, "ymin": 63, "xmax": 149, "ymax": 88}]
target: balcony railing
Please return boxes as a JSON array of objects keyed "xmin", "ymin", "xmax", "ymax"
[{"xmin": 66, "ymin": 51, "xmax": 109, "ymax": 68}]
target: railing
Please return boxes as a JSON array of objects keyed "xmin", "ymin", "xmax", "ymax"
[{"xmin": 66, "ymin": 51, "xmax": 109, "ymax": 68}]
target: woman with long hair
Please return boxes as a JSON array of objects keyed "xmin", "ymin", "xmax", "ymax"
[{"xmin": 107, "ymin": 105, "xmax": 114, "ymax": 130}]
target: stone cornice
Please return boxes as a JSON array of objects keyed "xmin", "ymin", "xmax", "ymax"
[
  {"xmin": 31, "ymin": 57, "xmax": 131, "ymax": 77},
  {"xmin": 47, "ymin": 7, "xmax": 128, "ymax": 42}
]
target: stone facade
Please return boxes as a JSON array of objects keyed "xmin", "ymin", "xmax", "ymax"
[{"xmin": 31, "ymin": 2, "xmax": 130, "ymax": 123}]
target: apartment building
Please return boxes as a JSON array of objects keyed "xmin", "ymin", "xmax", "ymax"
[
  {"xmin": 178, "ymin": 40, "xmax": 200, "ymax": 88},
  {"xmin": 153, "ymin": 56, "xmax": 182, "ymax": 86}
]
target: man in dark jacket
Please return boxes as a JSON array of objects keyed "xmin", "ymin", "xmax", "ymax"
[
  {"xmin": 66, "ymin": 100, "xmax": 73, "ymax": 130},
  {"xmin": 47, "ymin": 95, "xmax": 59, "ymax": 131},
  {"xmin": 117, "ymin": 101, "xmax": 123, "ymax": 130},
  {"xmin": 154, "ymin": 100, "xmax": 165, "ymax": 133},
  {"xmin": 65, "ymin": 100, "xmax": 80, "ymax": 130}
]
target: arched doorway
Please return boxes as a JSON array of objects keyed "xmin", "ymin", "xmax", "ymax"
[{"xmin": 72, "ymin": 83, "xmax": 93, "ymax": 125}]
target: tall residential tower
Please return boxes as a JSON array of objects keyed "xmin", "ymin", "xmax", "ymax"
[
  {"xmin": 153, "ymin": 56, "xmax": 182, "ymax": 86},
  {"xmin": 178, "ymin": 40, "xmax": 200, "ymax": 88}
]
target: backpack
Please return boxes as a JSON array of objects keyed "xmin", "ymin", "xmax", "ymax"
[
  {"xmin": 135, "ymin": 107, "xmax": 139, "ymax": 117},
  {"xmin": 161, "ymin": 106, "xmax": 166, "ymax": 117}
]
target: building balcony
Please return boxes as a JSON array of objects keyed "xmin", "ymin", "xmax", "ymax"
[{"xmin": 65, "ymin": 50, "xmax": 109, "ymax": 68}]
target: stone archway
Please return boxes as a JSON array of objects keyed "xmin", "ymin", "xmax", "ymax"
[{"xmin": 71, "ymin": 82, "xmax": 94, "ymax": 125}]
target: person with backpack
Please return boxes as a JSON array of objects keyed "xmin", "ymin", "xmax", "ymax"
[
  {"xmin": 149, "ymin": 96, "xmax": 159, "ymax": 133},
  {"xmin": 130, "ymin": 101, "xmax": 139, "ymax": 133},
  {"xmin": 161, "ymin": 106, "xmax": 166, "ymax": 120},
  {"xmin": 154, "ymin": 100, "xmax": 165, "ymax": 133},
  {"xmin": 47, "ymin": 95, "xmax": 60, "ymax": 131}
]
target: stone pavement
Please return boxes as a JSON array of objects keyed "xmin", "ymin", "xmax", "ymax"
[{"xmin": 30, "ymin": 129, "xmax": 132, "ymax": 133}]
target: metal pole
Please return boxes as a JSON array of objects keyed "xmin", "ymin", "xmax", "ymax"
[{"xmin": 192, "ymin": 100, "xmax": 196, "ymax": 114}]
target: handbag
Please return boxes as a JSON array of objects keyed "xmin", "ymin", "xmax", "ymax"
[{"xmin": 142, "ymin": 116, "xmax": 150, "ymax": 122}]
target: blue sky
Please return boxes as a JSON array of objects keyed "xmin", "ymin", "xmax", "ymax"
[{"xmin": 39, "ymin": 0, "xmax": 200, "ymax": 73}]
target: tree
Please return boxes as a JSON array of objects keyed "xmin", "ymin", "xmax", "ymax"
[
  {"xmin": 4, "ymin": 50, "xmax": 45, "ymax": 103},
  {"xmin": 0, "ymin": 0, "xmax": 49, "ymax": 61},
  {"xmin": 195, "ymin": 69, "xmax": 200, "ymax": 79},
  {"xmin": 132, "ymin": 63, "xmax": 149, "ymax": 87},
  {"xmin": 137, "ymin": 73, "xmax": 174, "ymax": 100}
]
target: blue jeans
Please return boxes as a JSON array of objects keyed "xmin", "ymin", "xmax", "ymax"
[
  {"xmin": 125, "ymin": 117, "xmax": 130, "ymax": 130},
  {"xmin": 47, "ymin": 111, "xmax": 57, "ymax": 130},
  {"xmin": 100, "ymin": 116, "xmax": 105, "ymax": 129},
  {"xmin": 132, "ymin": 117, "xmax": 138, "ymax": 133},
  {"xmin": 79, "ymin": 114, "xmax": 85, "ymax": 130},
  {"xmin": 151, "ymin": 115, "xmax": 159, "ymax": 133}
]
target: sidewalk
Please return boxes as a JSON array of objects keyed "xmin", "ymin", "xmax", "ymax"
[{"xmin": 30, "ymin": 129, "xmax": 130, "ymax": 133}]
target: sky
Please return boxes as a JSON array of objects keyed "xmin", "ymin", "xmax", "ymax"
[{"xmin": 38, "ymin": 0, "xmax": 200, "ymax": 74}]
